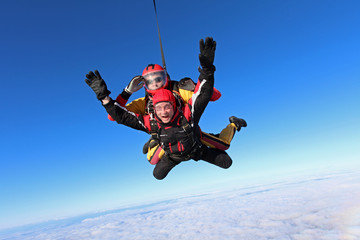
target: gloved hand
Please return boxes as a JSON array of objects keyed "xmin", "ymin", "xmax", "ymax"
[
  {"xmin": 199, "ymin": 37, "xmax": 216, "ymax": 70},
  {"xmin": 143, "ymin": 136, "xmax": 160, "ymax": 154},
  {"xmin": 179, "ymin": 77, "xmax": 196, "ymax": 91},
  {"xmin": 143, "ymin": 136, "xmax": 164, "ymax": 165},
  {"xmin": 85, "ymin": 70, "xmax": 111, "ymax": 100},
  {"xmin": 125, "ymin": 75, "xmax": 145, "ymax": 94}
]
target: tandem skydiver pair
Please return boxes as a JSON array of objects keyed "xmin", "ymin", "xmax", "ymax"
[{"xmin": 85, "ymin": 37, "xmax": 247, "ymax": 180}]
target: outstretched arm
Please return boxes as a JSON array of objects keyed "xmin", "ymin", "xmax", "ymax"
[
  {"xmin": 103, "ymin": 99, "xmax": 149, "ymax": 133},
  {"xmin": 85, "ymin": 70, "xmax": 150, "ymax": 133},
  {"xmin": 185, "ymin": 37, "xmax": 216, "ymax": 126}
]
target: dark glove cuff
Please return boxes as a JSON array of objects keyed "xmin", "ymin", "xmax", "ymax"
[
  {"xmin": 198, "ymin": 66, "xmax": 216, "ymax": 79},
  {"xmin": 121, "ymin": 89, "xmax": 132, "ymax": 100},
  {"xmin": 97, "ymin": 90, "xmax": 111, "ymax": 101},
  {"xmin": 201, "ymin": 65, "xmax": 216, "ymax": 73}
]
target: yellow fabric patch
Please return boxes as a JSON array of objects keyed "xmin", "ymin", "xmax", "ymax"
[{"xmin": 125, "ymin": 97, "xmax": 146, "ymax": 115}]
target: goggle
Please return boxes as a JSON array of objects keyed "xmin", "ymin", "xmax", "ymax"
[
  {"xmin": 143, "ymin": 71, "xmax": 167, "ymax": 90},
  {"xmin": 145, "ymin": 76, "xmax": 164, "ymax": 86},
  {"xmin": 155, "ymin": 103, "xmax": 173, "ymax": 113}
]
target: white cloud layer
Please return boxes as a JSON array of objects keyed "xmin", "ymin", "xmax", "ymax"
[{"xmin": 1, "ymin": 169, "xmax": 360, "ymax": 240}]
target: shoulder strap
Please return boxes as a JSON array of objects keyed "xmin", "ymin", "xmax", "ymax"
[
  {"xmin": 172, "ymin": 91, "xmax": 184, "ymax": 109},
  {"xmin": 149, "ymin": 117, "xmax": 159, "ymax": 138},
  {"xmin": 145, "ymin": 96, "xmax": 160, "ymax": 137},
  {"xmin": 179, "ymin": 113, "xmax": 202, "ymax": 155},
  {"xmin": 179, "ymin": 112, "xmax": 193, "ymax": 136}
]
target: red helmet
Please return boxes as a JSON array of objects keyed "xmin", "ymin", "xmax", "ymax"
[
  {"xmin": 142, "ymin": 64, "xmax": 169, "ymax": 95},
  {"xmin": 152, "ymin": 89, "xmax": 176, "ymax": 107}
]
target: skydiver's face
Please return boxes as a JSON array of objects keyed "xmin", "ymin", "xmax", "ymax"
[
  {"xmin": 143, "ymin": 71, "xmax": 166, "ymax": 90},
  {"xmin": 154, "ymin": 102, "xmax": 174, "ymax": 123}
]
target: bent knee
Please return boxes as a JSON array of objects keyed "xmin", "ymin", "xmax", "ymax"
[{"xmin": 153, "ymin": 170, "xmax": 167, "ymax": 180}]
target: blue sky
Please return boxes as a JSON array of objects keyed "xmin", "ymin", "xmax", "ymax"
[{"xmin": 1, "ymin": 0, "xmax": 360, "ymax": 230}]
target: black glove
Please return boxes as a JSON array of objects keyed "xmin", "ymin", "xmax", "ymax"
[
  {"xmin": 179, "ymin": 77, "xmax": 196, "ymax": 91},
  {"xmin": 85, "ymin": 70, "xmax": 111, "ymax": 100},
  {"xmin": 142, "ymin": 136, "xmax": 160, "ymax": 154},
  {"xmin": 199, "ymin": 37, "xmax": 216, "ymax": 70}
]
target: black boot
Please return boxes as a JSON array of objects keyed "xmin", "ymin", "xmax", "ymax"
[{"xmin": 229, "ymin": 116, "xmax": 247, "ymax": 132}]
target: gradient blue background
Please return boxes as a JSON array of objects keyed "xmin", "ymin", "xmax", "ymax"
[{"xmin": 1, "ymin": 0, "xmax": 359, "ymax": 230}]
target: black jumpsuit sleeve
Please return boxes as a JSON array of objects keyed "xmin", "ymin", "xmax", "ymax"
[
  {"xmin": 103, "ymin": 99, "xmax": 149, "ymax": 133},
  {"xmin": 189, "ymin": 68, "xmax": 215, "ymax": 127}
]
